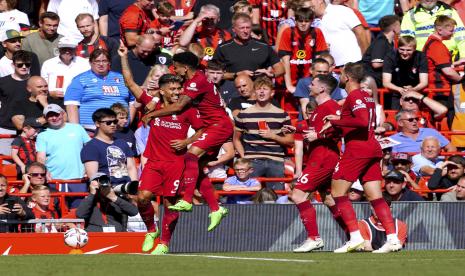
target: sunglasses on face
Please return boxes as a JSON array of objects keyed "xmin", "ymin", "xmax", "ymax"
[
  {"xmin": 99, "ymin": 119, "xmax": 118, "ymax": 126},
  {"xmin": 15, "ymin": 62, "xmax": 31, "ymax": 68},
  {"xmin": 393, "ymin": 160, "xmax": 410, "ymax": 166},
  {"xmin": 402, "ymin": 97, "xmax": 419, "ymax": 103},
  {"xmin": 402, "ymin": 117, "xmax": 419, "ymax": 122},
  {"xmin": 30, "ymin": 173, "xmax": 46, "ymax": 177}
]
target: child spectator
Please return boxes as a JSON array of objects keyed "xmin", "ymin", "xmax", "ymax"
[
  {"xmin": 11, "ymin": 118, "xmax": 41, "ymax": 176},
  {"xmin": 111, "ymin": 102, "xmax": 137, "ymax": 156},
  {"xmin": 150, "ymin": 1, "xmax": 178, "ymax": 50},
  {"xmin": 223, "ymin": 158, "xmax": 261, "ymax": 204},
  {"xmin": 29, "ymin": 185, "xmax": 59, "ymax": 232}
]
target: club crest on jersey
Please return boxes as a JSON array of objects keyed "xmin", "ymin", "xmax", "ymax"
[
  {"xmin": 281, "ymin": 1, "xmax": 287, "ymax": 8},
  {"xmin": 154, "ymin": 118, "xmax": 160, "ymax": 126},
  {"xmin": 158, "ymin": 56, "xmax": 167, "ymax": 64},
  {"xmin": 309, "ymin": 39, "xmax": 315, "ymax": 47},
  {"xmin": 114, "ymin": 78, "xmax": 120, "ymax": 83},
  {"xmin": 172, "ymin": 114, "xmax": 177, "ymax": 121}
]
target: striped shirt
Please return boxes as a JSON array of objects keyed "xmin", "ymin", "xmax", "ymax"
[
  {"xmin": 235, "ymin": 104, "xmax": 291, "ymax": 162},
  {"xmin": 64, "ymin": 70, "xmax": 134, "ymax": 126}
]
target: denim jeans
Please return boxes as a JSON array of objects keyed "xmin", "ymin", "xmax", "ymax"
[{"xmin": 250, "ymin": 159, "xmax": 285, "ymax": 190}]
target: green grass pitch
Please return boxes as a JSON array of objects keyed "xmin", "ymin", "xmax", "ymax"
[{"xmin": 2, "ymin": 251, "xmax": 464, "ymax": 276}]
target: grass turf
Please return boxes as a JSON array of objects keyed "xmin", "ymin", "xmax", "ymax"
[{"xmin": 1, "ymin": 251, "xmax": 464, "ymax": 276}]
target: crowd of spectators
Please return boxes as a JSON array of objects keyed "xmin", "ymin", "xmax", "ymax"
[{"xmin": 1, "ymin": 0, "xmax": 465, "ymax": 234}]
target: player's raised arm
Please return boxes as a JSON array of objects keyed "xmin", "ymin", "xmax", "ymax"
[{"xmin": 119, "ymin": 41, "xmax": 145, "ymax": 100}]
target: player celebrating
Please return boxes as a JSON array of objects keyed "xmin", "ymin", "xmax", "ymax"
[
  {"xmin": 321, "ymin": 62, "xmax": 402, "ymax": 253},
  {"xmin": 119, "ymin": 46, "xmax": 205, "ymax": 255},
  {"xmin": 141, "ymin": 51, "xmax": 232, "ymax": 231},
  {"xmin": 291, "ymin": 74, "xmax": 346, "ymax": 252}
]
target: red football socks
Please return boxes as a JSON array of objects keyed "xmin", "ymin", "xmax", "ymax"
[
  {"xmin": 328, "ymin": 204, "xmax": 348, "ymax": 234},
  {"xmin": 138, "ymin": 201, "xmax": 156, "ymax": 232},
  {"xmin": 333, "ymin": 196, "xmax": 359, "ymax": 233},
  {"xmin": 370, "ymin": 198, "xmax": 396, "ymax": 235},
  {"xmin": 199, "ymin": 175, "xmax": 219, "ymax": 212},
  {"xmin": 296, "ymin": 201, "xmax": 319, "ymax": 239},
  {"xmin": 182, "ymin": 153, "xmax": 200, "ymax": 203},
  {"xmin": 160, "ymin": 205, "xmax": 179, "ymax": 245}
]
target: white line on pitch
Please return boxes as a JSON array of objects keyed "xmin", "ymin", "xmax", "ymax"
[{"xmin": 170, "ymin": 254, "xmax": 315, "ymax": 263}]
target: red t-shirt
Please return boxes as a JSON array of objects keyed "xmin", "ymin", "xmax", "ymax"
[
  {"xmin": 278, "ymin": 26, "xmax": 328, "ymax": 84},
  {"xmin": 194, "ymin": 27, "xmax": 232, "ymax": 66},
  {"xmin": 184, "ymin": 71, "xmax": 230, "ymax": 126},
  {"xmin": 139, "ymin": 93, "xmax": 204, "ymax": 161},
  {"xmin": 149, "ymin": 19, "xmax": 180, "ymax": 49},
  {"xmin": 249, "ymin": 0, "xmax": 288, "ymax": 45},
  {"xmin": 331, "ymin": 89, "xmax": 382, "ymax": 158},
  {"xmin": 423, "ymin": 35, "xmax": 452, "ymax": 89},
  {"xmin": 119, "ymin": 4, "xmax": 152, "ymax": 44},
  {"xmin": 295, "ymin": 99, "xmax": 340, "ymax": 167}
]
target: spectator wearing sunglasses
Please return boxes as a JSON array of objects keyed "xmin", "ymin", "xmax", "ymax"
[
  {"xmin": 14, "ymin": 162, "xmax": 52, "ymax": 194},
  {"xmin": 0, "ymin": 28, "xmax": 40, "ymax": 77},
  {"xmin": 80, "ymin": 108, "xmax": 138, "ymax": 187},
  {"xmin": 390, "ymin": 110, "xmax": 456, "ymax": 153},
  {"xmin": 397, "ymin": 91, "xmax": 447, "ymax": 128}
]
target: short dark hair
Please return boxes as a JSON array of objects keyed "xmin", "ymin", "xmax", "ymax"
[
  {"xmin": 158, "ymin": 73, "xmax": 183, "ymax": 88},
  {"xmin": 314, "ymin": 74, "xmax": 338, "ymax": 93},
  {"xmin": 448, "ymin": 155, "xmax": 465, "ymax": 167},
  {"xmin": 312, "ymin": 58, "xmax": 329, "ymax": 69},
  {"xmin": 156, "ymin": 0, "xmax": 174, "ymax": 16},
  {"xmin": 173, "ymin": 51, "xmax": 199, "ymax": 69},
  {"xmin": 26, "ymin": 162, "xmax": 47, "ymax": 173},
  {"xmin": 12, "ymin": 50, "xmax": 32, "ymax": 64},
  {"xmin": 295, "ymin": 7, "xmax": 314, "ymax": 22},
  {"xmin": 343, "ymin": 62, "xmax": 365, "ymax": 83},
  {"xmin": 379, "ymin": 15, "xmax": 400, "ymax": 33},
  {"xmin": 89, "ymin": 48, "xmax": 110, "ymax": 63},
  {"xmin": 92, "ymin": 108, "xmax": 117, "ymax": 122},
  {"xmin": 40, "ymin": 11, "xmax": 60, "ymax": 22},
  {"xmin": 206, "ymin": 60, "xmax": 225, "ymax": 71}
]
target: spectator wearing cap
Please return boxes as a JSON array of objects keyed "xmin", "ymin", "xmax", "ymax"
[
  {"xmin": 111, "ymin": 34, "xmax": 171, "ymax": 86},
  {"xmin": 36, "ymin": 104, "xmax": 90, "ymax": 208},
  {"xmin": 390, "ymin": 110, "xmax": 456, "ymax": 153},
  {"xmin": 428, "ymin": 155, "xmax": 465, "ymax": 191},
  {"xmin": 389, "ymin": 152, "xmax": 419, "ymax": 190},
  {"xmin": 441, "ymin": 175, "xmax": 465, "ymax": 202},
  {"xmin": 47, "ymin": 0, "xmax": 99, "ymax": 45},
  {"xmin": 0, "ymin": 28, "xmax": 40, "ymax": 77},
  {"xmin": 22, "ymin": 12, "xmax": 62, "ymax": 66},
  {"xmin": 0, "ymin": 50, "xmax": 35, "ymax": 157},
  {"xmin": 10, "ymin": 118, "xmax": 41, "ymax": 176},
  {"xmin": 40, "ymin": 36, "xmax": 90, "ymax": 101},
  {"xmin": 382, "ymin": 170, "xmax": 425, "ymax": 201},
  {"xmin": 75, "ymin": 13, "xmax": 119, "ymax": 61},
  {"xmin": 65, "ymin": 48, "xmax": 135, "ymax": 132},
  {"xmin": 412, "ymin": 136, "xmax": 445, "ymax": 177},
  {"xmin": 348, "ymin": 181, "xmax": 365, "ymax": 202},
  {"xmin": 11, "ymin": 76, "xmax": 64, "ymax": 131}
]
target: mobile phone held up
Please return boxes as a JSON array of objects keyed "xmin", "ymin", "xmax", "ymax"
[
  {"xmin": 258, "ymin": 120, "xmax": 268, "ymax": 131},
  {"xmin": 6, "ymin": 198, "xmax": 15, "ymax": 210},
  {"xmin": 172, "ymin": 20, "xmax": 184, "ymax": 31}
]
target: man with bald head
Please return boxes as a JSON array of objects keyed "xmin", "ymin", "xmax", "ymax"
[
  {"xmin": 229, "ymin": 75, "xmax": 256, "ymax": 118},
  {"xmin": 11, "ymin": 76, "xmax": 64, "ymax": 130},
  {"xmin": 412, "ymin": 137, "xmax": 445, "ymax": 177},
  {"xmin": 111, "ymin": 34, "xmax": 172, "ymax": 85}
]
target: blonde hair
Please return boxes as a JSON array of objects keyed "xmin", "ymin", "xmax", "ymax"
[
  {"xmin": 31, "ymin": 185, "xmax": 50, "ymax": 199},
  {"xmin": 143, "ymin": 64, "xmax": 170, "ymax": 88}
]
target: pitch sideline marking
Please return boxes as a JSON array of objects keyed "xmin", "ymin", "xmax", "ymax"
[{"xmin": 170, "ymin": 254, "xmax": 315, "ymax": 263}]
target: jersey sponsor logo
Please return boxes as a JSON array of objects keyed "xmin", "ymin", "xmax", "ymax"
[
  {"xmin": 352, "ymin": 99, "xmax": 366, "ymax": 111},
  {"xmin": 175, "ymin": 9, "xmax": 184, "ymax": 16},
  {"xmin": 290, "ymin": 59, "xmax": 311, "ymax": 65},
  {"xmin": 102, "ymin": 85, "xmax": 121, "ymax": 96},
  {"xmin": 296, "ymin": 50, "xmax": 306, "ymax": 59},
  {"xmin": 270, "ymin": 9, "xmax": 280, "ymax": 18},
  {"xmin": 204, "ymin": 47, "xmax": 214, "ymax": 56}
]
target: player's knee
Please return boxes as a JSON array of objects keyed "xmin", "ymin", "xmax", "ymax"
[
  {"xmin": 137, "ymin": 190, "xmax": 152, "ymax": 205},
  {"xmin": 289, "ymin": 188, "xmax": 306, "ymax": 204}
]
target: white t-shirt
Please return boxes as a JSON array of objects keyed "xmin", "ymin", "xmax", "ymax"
[
  {"xmin": 0, "ymin": 56, "xmax": 13, "ymax": 77},
  {"xmin": 0, "ymin": 9, "xmax": 30, "ymax": 32},
  {"xmin": 47, "ymin": 0, "xmax": 99, "ymax": 44},
  {"xmin": 315, "ymin": 4, "xmax": 362, "ymax": 66},
  {"xmin": 41, "ymin": 55, "xmax": 91, "ymax": 94}
]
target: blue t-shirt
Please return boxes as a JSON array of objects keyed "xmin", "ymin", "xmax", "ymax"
[
  {"xmin": 358, "ymin": 0, "xmax": 394, "ymax": 25},
  {"xmin": 114, "ymin": 128, "xmax": 137, "ymax": 156},
  {"xmin": 390, "ymin": 128, "xmax": 450, "ymax": 153},
  {"xmin": 36, "ymin": 123, "xmax": 90, "ymax": 179},
  {"xmin": 98, "ymin": 0, "xmax": 133, "ymax": 40},
  {"xmin": 80, "ymin": 138, "xmax": 134, "ymax": 185},
  {"xmin": 224, "ymin": 176, "xmax": 261, "ymax": 204},
  {"xmin": 64, "ymin": 70, "xmax": 134, "ymax": 126}
]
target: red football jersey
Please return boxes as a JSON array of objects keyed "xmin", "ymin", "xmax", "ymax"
[
  {"xmin": 184, "ymin": 70, "xmax": 230, "ymax": 126},
  {"xmin": 423, "ymin": 35, "xmax": 452, "ymax": 90},
  {"xmin": 119, "ymin": 4, "xmax": 151, "ymax": 45},
  {"xmin": 295, "ymin": 99, "xmax": 340, "ymax": 167},
  {"xmin": 250, "ymin": 0, "xmax": 288, "ymax": 45},
  {"xmin": 331, "ymin": 89, "xmax": 382, "ymax": 158},
  {"xmin": 278, "ymin": 26, "xmax": 328, "ymax": 85},
  {"xmin": 140, "ymin": 93, "xmax": 204, "ymax": 161},
  {"xmin": 167, "ymin": 0, "xmax": 196, "ymax": 17}
]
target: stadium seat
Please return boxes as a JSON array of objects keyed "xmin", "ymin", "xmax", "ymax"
[{"xmin": 1, "ymin": 164, "xmax": 18, "ymax": 181}]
